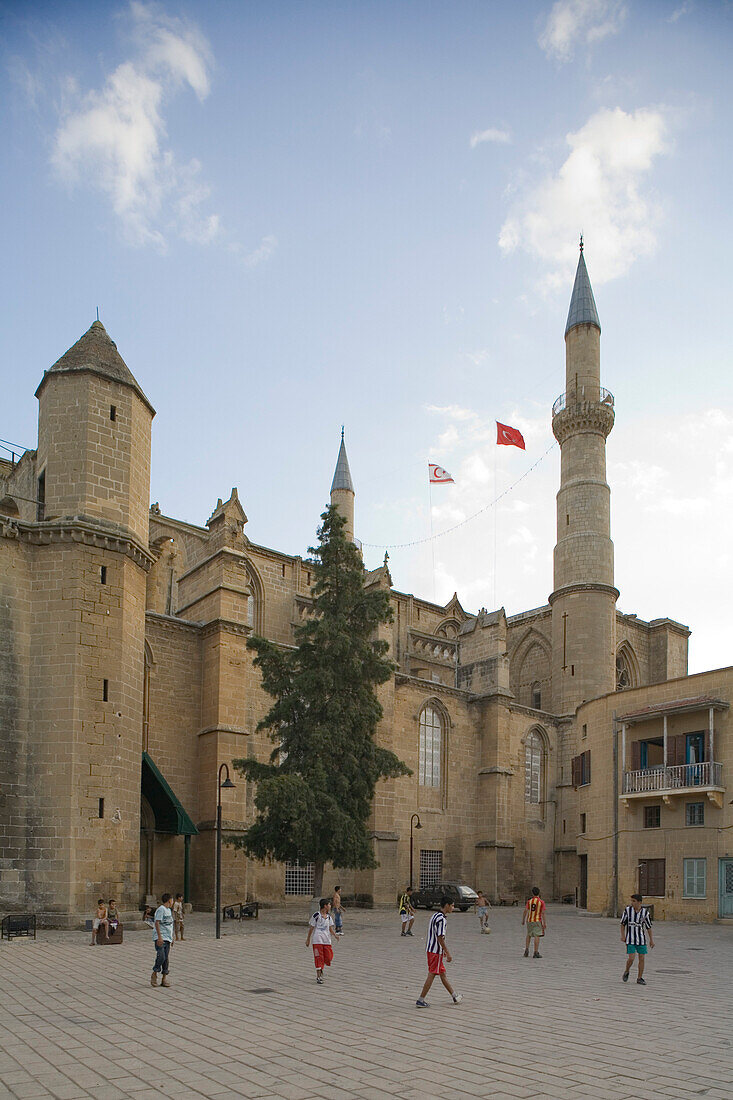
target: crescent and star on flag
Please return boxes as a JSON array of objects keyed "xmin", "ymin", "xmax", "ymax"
[{"xmin": 429, "ymin": 422, "xmax": 525, "ymax": 483}]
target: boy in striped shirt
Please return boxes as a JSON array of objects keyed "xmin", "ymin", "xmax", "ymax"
[
  {"xmin": 416, "ymin": 897, "xmax": 463, "ymax": 1007},
  {"xmin": 621, "ymin": 893, "xmax": 654, "ymax": 985},
  {"xmin": 522, "ymin": 886, "xmax": 546, "ymax": 958}
]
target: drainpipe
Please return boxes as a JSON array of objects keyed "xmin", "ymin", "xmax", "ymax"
[
  {"xmin": 184, "ymin": 834, "xmax": 191, "ymax": 904},
  {"xmin": 612, "ymin": 711, "xmax": 619, "ymax": 918}
]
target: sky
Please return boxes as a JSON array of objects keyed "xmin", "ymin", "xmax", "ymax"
[{"xmin": 1, "ymin": 0, "xmax": 732, "ymax": 675}]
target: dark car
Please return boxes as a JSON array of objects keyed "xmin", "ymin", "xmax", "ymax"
[{"xmin": 410, "ymin": 882, "xmax": 479, "ymax": 912}]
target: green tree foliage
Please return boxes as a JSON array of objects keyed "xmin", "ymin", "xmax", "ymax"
[{"xmin": 231, "ymin": 506, "xmax": 411, "ymax": 895}]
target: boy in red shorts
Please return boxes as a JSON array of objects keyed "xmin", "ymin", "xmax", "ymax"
[
  {"xmin": 306, "ymin": 898, "xmax": 337, "ymax": 985},
  {"xmin": 416, "ymin": 896, "xmax": 463, "ymax": 1007}
]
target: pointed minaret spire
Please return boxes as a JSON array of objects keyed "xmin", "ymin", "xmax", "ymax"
[
  {"xmin": 565, "ymin": 238, "xmax": 600, "ymax": 337},
  {"xmin": 330, "ymin": 430, "xmax": 354, "ymax": 494},
  {"xmin": 330, "ymin": 429, "xmax": 355, "ymax": 542}
]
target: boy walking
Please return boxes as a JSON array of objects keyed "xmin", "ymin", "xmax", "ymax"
[
  {"xmin": 399, "ymin": 886, "xmax": 415, "ymax": 936},
  {"xmin": 621, "ymin": 892, "xmax": 654, "ymax": 985},
  {"xmin": 415, "ymin": 896, "xmax": 463, "ymax": 1007},
  {"xmin": 522, "ymin": 886, "xmax": 546, "ymax": 957},
  {"xmin": 306, "ymin": 898, "xmax": 337, "ymax": 985},
  {"xmin": 151, "ymin": 893, "xmax": 174, "ymax": 987},
  {"xmin": 331, "ymin": 885, "xmax": 344, "ymax": 936},
  {"xmin": 475, "ymin": 890, "xmax": 491, "ymax": 934}
]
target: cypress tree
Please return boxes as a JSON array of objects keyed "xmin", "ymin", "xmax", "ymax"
[{"xmin": 231, "ymin": 505, "xmax": 410, "ymax": 896}]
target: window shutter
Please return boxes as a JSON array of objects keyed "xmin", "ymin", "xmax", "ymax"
[
  {"xmin": 683, "ymin": 860, "xmax": 693, "ymax": 897},
  {"xmin": 669, "ymin": 734, "xmax": 685, "ymax": 766},
  {"xmin": 648, "ymin": 859, "xmax": 665, "ymax": 896},
  {"xmin": 571, "ymin": 755, "xmax": 581, "ymax": 788},
  {"xmin": 631, "ymin": 740, "xmax": 641, "ymax": 770},
  {"xmin": 638, "ymin": 861, "xmax": 648, "ymax": 894}
]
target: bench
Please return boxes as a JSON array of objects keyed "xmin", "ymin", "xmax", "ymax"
[
  {"xmin": 2, "ymin": 913, "xmax": 37, "ymax": 940},
  {"xmin": 222, "ymin": 901, "xmax": 259, "ymax": 921}
]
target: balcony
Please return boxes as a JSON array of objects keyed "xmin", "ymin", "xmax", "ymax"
[
  {"xmin": 552, "ymin": 386, "xmax": 614, "ymax": 416},
  {"xmin": 621, "ymin": 762, "xmax": 724, "ymax": 807}
]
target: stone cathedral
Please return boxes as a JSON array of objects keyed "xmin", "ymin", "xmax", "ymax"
[{"xmin": 1, "ymin": 247, "xmax": 731, "ymax": 928}]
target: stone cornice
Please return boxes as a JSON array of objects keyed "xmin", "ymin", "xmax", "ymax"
[
  {"xmin": 394, "ymin": 672, "xmax": 469, "ymax": 700},
  {"xmin": 197, "ymin": 725, "xmax": 251, "ymax": 738},
  {"xmin": 1, "ymin": 515, "xmax": 154, "ymax": 569},
  {"xmin": 199, "ymin": 618, "xmax": 254, "ymax": 639},
  {"xmin": 145, "ymin": 610, "xmax": 202, "ymax": 633},
  {"xmin": 548, "ymin": 582, "xmax": 619, "ymax": 605}
]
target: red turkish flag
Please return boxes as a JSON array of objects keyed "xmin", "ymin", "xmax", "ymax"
[
  {"xmin": 496, "ymin": 421, "xmax": 525, "ymax": 450},
  {"xmin": 428, "ymin": 464, "xmax": 454, "ymax": 484}
]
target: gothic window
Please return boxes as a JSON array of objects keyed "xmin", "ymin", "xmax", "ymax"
[
  {"xmin": 419, "ymin": 704, "xmax": 443, "ymax": 787},
  {"xmin": 525, "ymin": 730, "xmax": 543, "ymax": 804},
  {"xmin": 616, "ymin": 644, "xmax": 638, "ymax": 691},
  {"xmin": 531, "ymin": 682, "xmax": 542, "ymax": 709}
]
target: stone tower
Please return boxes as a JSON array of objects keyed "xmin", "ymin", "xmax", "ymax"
[
  {"xmin": 29, "ymin": 321, "xmax": 155, "ymax": 923},
  {"xmin": 550, "ymin": 245, "xmax": 617, "ymax": 713},
  {"xmin": 330, "ymin": 428, "xmax": 355, "ymax": 542}
]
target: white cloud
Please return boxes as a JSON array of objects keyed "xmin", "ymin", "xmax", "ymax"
[
  {"xmin": 669, "ymin": 2, "xmax": 693, "ymax": 22},
  {"xmin": 51, "ymin": 2, "xmax": 220, "ymax": 249},
  {"xmin": 499, "ymin": 106, "xmax": 669, "ymax": 287},
  {"xmin": 470, "ymin": 127, "xmax": 511, "ymax": 148},
  {"xmin": 539, "ymin": 0, "xmax": 627, "ymax": 62},
  {"xmin": 239, "ymin": 234, "xmax": 279, "ymax": 269}
]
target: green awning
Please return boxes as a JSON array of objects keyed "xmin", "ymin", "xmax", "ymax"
[{"xmin": 141, "ymin": 752, "xmax": 198, "ymax": 835}]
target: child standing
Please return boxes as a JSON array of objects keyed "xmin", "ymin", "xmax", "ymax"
[
  {"xmin": 331, "ymin": 885, "xmax": 344, "ymax": 936},
  {"xmin": 305, "ymin": 898, "xmax": 336, "ymax": 985},
  {"xmin": 522, "ymin": 886, "xmax": 546, "ymax": 958},
  {"xmin": 91, "ymin": 899, "xmax": 108, "ymax": 945},
  {"xmin": 172, "ymin": 893, "xmax": 185, "ymax": 941},
  {"xmin": 151, "ymin": 893, "xmax": 174, "ymax": 987},
  {"xmin": 475, "ymin": 890, "xmax": 491, "ymax": 934}
]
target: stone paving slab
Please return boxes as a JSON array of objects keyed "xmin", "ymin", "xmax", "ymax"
[{"xmin": 1, "ymin": 906, "xmax": 731, "ymax": 1098}]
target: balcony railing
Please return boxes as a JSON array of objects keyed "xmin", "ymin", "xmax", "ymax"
[
  {"xmin": 552, "ymin": 387, "xmax": 614, "ymax": 416},
  {"xmin": 622, "ymin": 761, "xmax": 722, "ymax": 795}
]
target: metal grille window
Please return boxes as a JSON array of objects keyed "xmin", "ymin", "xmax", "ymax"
[
  {"xmin": 644, "ymin": 805, "xmax": 661, "ymax": 829},
  {"xmin": 686, "ymin": 802, "xmax": 704, "ymax": 827},
  {"xmin": 419, "ymin": 705, "xmax": 443, "ymax": 787},
  {"xmin": 683, "ymin": 858, "xmax": 706, "ymax": 899},
  {"xmin": 284, "ymin": 860, "xmax": 314, "ymax": 896},
  {"xmin": 525, "ymin": 731, "xmax": 542, "ymax": 804},
  {"xmin": 419, "ymin": 849, "xmax": 442, "ymax": 888}
]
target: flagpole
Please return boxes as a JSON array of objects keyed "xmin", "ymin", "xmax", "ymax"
[
  {"xmin": 493, "ymin": 439, "xmax": 498, "ymax": 609},
  {"xmin": 429, "ymin": 476, "xmax": 436, "ymax": 602}
]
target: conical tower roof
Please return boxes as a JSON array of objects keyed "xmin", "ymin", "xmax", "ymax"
[
  {"xmin": 565, "ymin": 246, "xmax": 600, "ymax": 337},
  {"xmin": 36, "ymin": 320, "xmax": 155, "ymax": 414},
  {"xmin": 330, "ymin": 430, "xmax": 354, "ymax": 493}
]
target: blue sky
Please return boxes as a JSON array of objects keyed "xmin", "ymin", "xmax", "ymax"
[{"xmin": 2, "ymin": 0, "xmax": 732, "ymax": 673}]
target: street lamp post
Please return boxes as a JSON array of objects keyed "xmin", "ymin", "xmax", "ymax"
[
  {"xmin": 215, "ymin": 763, "xmax": 236, "ymax": 940},
  {"xmin": 409, "ymin": 813, "xmax": 422, "ymax": 891}
]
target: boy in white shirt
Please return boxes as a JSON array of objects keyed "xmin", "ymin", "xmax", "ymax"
[{"xmin": 305, "ymin": 898, "xmax": 337, "ymax": 985}]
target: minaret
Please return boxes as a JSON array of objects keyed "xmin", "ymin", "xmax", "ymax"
[
  {"xmin": 550, "ymin": 242, "xmax": 618, "ymax": 713},
  {"xmin": 330, "ymin": 428, "xmax": 355, "ymax": 543}
]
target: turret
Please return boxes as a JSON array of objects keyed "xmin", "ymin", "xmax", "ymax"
[
  {"xmin": 35, "ymin": 320, "xmax": 154, "ymax": 545},
  {"xmin": 330, "ymin": 428, "xmax": 355, "ymax": 543},
  {"xmin": 550, "ymin": 243, "xmax": 618, "ymax": 712}
]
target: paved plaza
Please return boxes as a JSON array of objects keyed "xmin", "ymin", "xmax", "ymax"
[{"xmin": 1, "ymin": 905, "xmax": 731, "ymax": 1100}]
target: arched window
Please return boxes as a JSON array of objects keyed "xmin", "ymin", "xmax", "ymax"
[
  {"xmin": 419, "ymin": 704, "xmax": 443, "ymax": 787},
  {"xmin": 531, "ymin": 682, "xmax": 542, "ymax": 709},
  {"xmin": 616, "ymin": 644, "xmax": 638, "ymax": 691},
  {"xmin": 525, "ymin": 730, "xmax": 543, "ymax": 804},
  {"xmin": 142, "ymin": 643, "xmax": 153, "ymax": 752}
]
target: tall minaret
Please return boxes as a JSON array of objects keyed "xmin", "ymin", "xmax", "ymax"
[
  {"xmin": 550, "ymin": 242, "xmax": 618, "ymax": 713},
  {"xmin": 330, "ymin": 428, "xmax": 355, "ymax": 542}
]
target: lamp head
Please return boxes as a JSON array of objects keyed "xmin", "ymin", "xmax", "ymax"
[{"xmin": 221, "ymin": 777, "xmax": 236, "ymax": 789}]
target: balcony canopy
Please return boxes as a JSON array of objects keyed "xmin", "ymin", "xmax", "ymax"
[
  {"xmin": 618, "ymin": 695, "xmax": 729, "ymax": 726},
  {"xmin": 141, "ymin": 751, "xmax": 198, "ymax": 835}
]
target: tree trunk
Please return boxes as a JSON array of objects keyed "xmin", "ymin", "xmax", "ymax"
[{"xmin": 313, "ymin": 860, "xmax": 325, "ymax": 899}]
